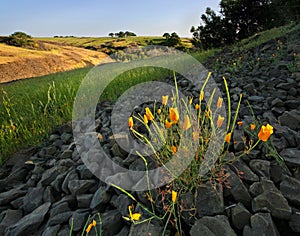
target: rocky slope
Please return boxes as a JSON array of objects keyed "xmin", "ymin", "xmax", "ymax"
[{"xmin": 0, "ymin": 28, "xmax": 299, "ymax": 235}]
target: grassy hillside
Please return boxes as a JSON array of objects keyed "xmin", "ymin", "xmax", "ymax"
[
  {"xmin": 0, "ymin": 23, "xmax": 298, "ymax": 164},
  {"xmin": 0, "ymin": 41, "xmax": 109, "ymax": 83}
]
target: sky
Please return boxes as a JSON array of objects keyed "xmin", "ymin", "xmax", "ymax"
[{"xmin": 0, "ymin": 0, "xmax": 220, "ymax": 38}]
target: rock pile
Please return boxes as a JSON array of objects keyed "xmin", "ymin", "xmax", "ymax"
[{"xmin": 0, "ymin": 29, "xmax": 300, "ymax": 235}]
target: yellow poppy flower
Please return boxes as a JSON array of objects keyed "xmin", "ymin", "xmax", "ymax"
[
  {"xmin": 250, "ymin": 124, "xmax": 256, "ymax": 131},
  {"xmin": 200, "ymin": 91, "xmax": 204, "ymax": 102},
  {"xmin": 183, "ymin": 115, "xmax": 191, "ymax": 131},
  {"xmin": 217, "ymin": 115, "xmax": 224, "ymax": 127},
  {"xmin": 192, "ymin": 131, "xmax": 199, "ymax": 141},
  {"xmin": 195, "ymin": 104, "xmax": 200, "ymax": 110},
  {"xmin": 258, "ymin": 124, "xmax": 273, "ymax": 142},
  {"xmin": 145, "ymin": 107, "xmax": 154, "ymax": 121},
  {"xmin": 225, "ymin": 133, "xmax": 231, "ymax": 143},
  {"xmin": 143, "ymin": 115, "xmax": 148, "ymax": 124},
  {"xmin": 162, "ymin": 96, "xmax": 169, "ymax": 106},
  {"xmin": 171, "ymin": 146, "xmax": 177, "ymax": 155},
  {"xmin": 217, "ymin": 97, "xmax": 223, "ymax": 108},
  {"xmin": 169, "ymin": 108, "xmax": 179, "ymax": 123},
  {"xmin": 172, "ymin": 190, "xmax": 178, "ymax": 203},
  {"xmin": 165, "ymin": 119, "xmax": 173, "ymax": 129},
  {"xmin": 86, "ymin": 220, "xmax": 96, "ymax": 233},
  {"xmin": 128, "ymin": 117, "xmax": 133, "ymax": 129},
  {"xmin": 157, "ymin": 108, "xmax": 161, "ymax": 114}
]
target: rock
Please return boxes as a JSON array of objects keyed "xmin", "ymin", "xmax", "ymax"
[
  {"xmin": 251, "ymin": 179, "xmax": 292, "ymax": 220},
  {"xmin": 280, "ymin": 176, "xmax": 300, "ymax": 206},
  {"xmin": 226, "ymin": 167, "xmax": 252, "ymax": 207},
  {"xmin": 249, "ymin": 159, "xmax": 270, "ymax": 179},
  {"xmin": 39, "ymin": 166, "xmax": 68, "ymax": 186},
  {"xmin": 195, "ymin": 182, "xmax": 224, "ymax": 217},
  {"xmin": 68, "ymin": 180, "xmax": 96, "ymax": 196},
  {"xmin": 280, "ymin": 149, "xmax": 300, "ymax": 167},
  {"xmin": 180, "ymin": 191, "xmax": 196, "ymax": 226},
  {"xmin": 62, "ymin": 169, "xmax": 79, "ymax": 194},
  {"xmin": 49, "ymin": 202, "xmax": 70, "ymax": 218},
  {"xmin": 289, "ymin": 212, "xmax": 300, "ymax": 233},
  {"xmin": 90, "ymin": 186, "xmax": 112, "ymax": 210},
  {"xmin": 100, "ymin": 209, "xmax": 123, "ymax": 236},
  {"xmin": 243, "ymin": 213, "xmax": 279, "ymax": 236},
  {"xmin": 57, "ymin": 225, "xmax": 70, "ymax": 236},
  {"xmin": 0, "ymin": 167, "xmax": 30, "ymax": 190},
  {"xmin": 0, "ymin": 188, "xmax": 27, "ymax": 205},
  {"xmin": 77, "ymin": 194, "xmax": 93, "ymax": 208},
  {"xmin": 41, "ymin": 225, "xmax": 60, "ymax": 236},
  {"xmin": 279, "ymin": 110, "xmax": 300, "ymax": 130},
  {"xmin": 231, "ymin": 159, "xmax": 259, "ymax": 183},
  {"xmin": 60, "ymin": 150, "xmax": 73, "ymax": 159},
  {"xmin": 129, "ymin": 222, "xmax": 163, "ymax": 236},
  {"xmin": 231, "ymin": 203, "xmax": 251, "ymax": 230},
  {"xmin": 77, "ymin": 164, "xmax": 94, "ymax": 179},
  {"xmin": 69, "ymin": 211, "xmax": 89, "ymax": 232},
  {"xmin": 48, "ymin": 211, "xmax": 73, "ymax": 226},
  {"xmin": 0, "ymin": 209, "xmax": 23, "ymax": 235},
  {"xmin": 5, "ymin": 202, "xmax": 51, "ymax": 236},
  {"xmin": 190, "ymin": 215, "xmax": 236, "ymax": 236},
  {"xmin": 23, "ymin": 187, "xmax": 44, "ymax": 213},
  {"xmin": 115, "ymin": 225, "xmax": 130, "ymax": 236},
  {"xmin": 111, "ymin": 194, "xmax": 133, "ymax": 216}
]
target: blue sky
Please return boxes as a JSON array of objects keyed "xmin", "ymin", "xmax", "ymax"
[{"xmin": 0, "ymin": 0, "xmax": 220, "ymax": 37}]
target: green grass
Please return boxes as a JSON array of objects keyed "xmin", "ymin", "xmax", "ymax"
[
  {"xmin": 0, "ymin": 65, "xmax": 174, "ymax": 163},
  {"xmin": 233, "ymin": 22, "xmax": 300, "ymax": 51}
]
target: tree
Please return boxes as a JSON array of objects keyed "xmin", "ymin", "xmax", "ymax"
[
  {"xmin": 125, "ymin": 31, "xmax": 136, "ymax": 37},
  {"xmin": 5, "ymin": 31, "xmax": 34, "ymax": 47},
  {"xmin": 163, "ymin": 33, "xmax": 170, "ymax": 39},
  {"xmin": 116, "ymin": 31, "xmax": 125, "ymax": 37},
  {"xmin": 108, "ymin": 33, "xmax": 114, "ymax": 37}
]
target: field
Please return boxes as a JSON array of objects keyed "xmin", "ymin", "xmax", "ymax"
[{"xmin": 0, "ymin": 22, "xmax": 299, "ymax": 164}]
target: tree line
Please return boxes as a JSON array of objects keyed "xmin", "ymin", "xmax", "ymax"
[{"xmin": 191, "ymin": 0, "xmax": 300, "ymax": 49}]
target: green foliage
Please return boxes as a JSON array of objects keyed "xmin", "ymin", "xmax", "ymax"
[
  {"xmin": 5, "ymin": 31, "xmax": 34, "ymax": 47},
  {"xmin": 162, "ymin": 32, "xmax": 184, "ymax": 48},
  {"xmin": 192, "ymin": 0, "xmax": 300, "ymax": 49}
]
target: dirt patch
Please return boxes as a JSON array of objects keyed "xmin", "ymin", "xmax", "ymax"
[{"xmin": 0, "ymin": 42, "xmax": 111, "ymax": 83}]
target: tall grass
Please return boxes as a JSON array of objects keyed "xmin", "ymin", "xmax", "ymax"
[{"xmin": 0, "ymin": 66, "xmax": 172, "ymax": 164}]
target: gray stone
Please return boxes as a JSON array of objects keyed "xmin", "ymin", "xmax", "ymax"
[
  {"xmin": 62, "ymin": 169, "xmax": 79, "ymax": 194},
  {"xmin": 57, "ymin": 225, "xmax": 70, "ymax": 236},
  {"xmin": 111, "ymin": 194, "xmax": 133, "ymax": 216},
  {"xmin": 100, "ymin": 209, "xmax": 123, "ymax": 236},
  {"xmin": 251, "ymin": 180, "xmax": 292, "ymax": 220},
  {"xmin": 289, "ymin": 212, "xmax": 300, "ymax": 232},
  {"xmin": 195, "ymin": 182, "xmax": 224, "ymax": 217},
  {"xmin": 49, "ymin": 202, "xmax": 70, "ymax": 218},
  {"xmin": 43, "ymin": 186, "xmax": 55, "ymax": 203},
  {"xmin": 190, "ymin": 215, "xmax": 236, "ymax": 236},
  {"xmin": 115, "ymin": 226, "xmax": 130, "ymax": 236},
  {"xmin": 48, "ymin": 211, "xmax": 73, "ymax": 226},
  {"xmin": 77, "ymin": 194, "xmax": 93, "ymax": 208},
  {"xmin": 5, "ymin": 202, "xmax": 51, "ymax": 236},
  {"xmin": 232, "ymin": 159, "xmax": 259, "ymax": 182},
  {"xmin": 39, "ymin": 166, "xmax": 68, "ymax": 186},
  {"xmin": 280, "ymin": 149, "xmax": 300, "ymax": 167},
  {"xmin": 51, "ymin": 172, "xmax": 68, "ymax": 193},
  {"xmin": 23, "ymin": 187, "xmax": 44, "ymax": 213},
  {"xmin": 248, "ymin": 96, "xmax": 264, "ymax": 103},
  {"xmin": 180, "ymin": 191, "xmax": 196, "ymax": 226},
  {"xmin": 231, "ymin": 203, "xmax": 251, "ymax": 230},
  {"xmin": 279, "ymin": 110, "xmax": 300, "ymax": 130},
  {"xmin": 280, "ymin": 176, "xmax": 300, "ymax": 206},
  {"xmin": 69, "ymin": 211, "xmax": 89, "ymax": 232},
  {"xmin": 129, "ymin": 222, "xmax": 163, "ymax": 236},
  {"xmin": 0, "ymin": 188, "xmax": 27, "ymax": 205},
  {"xmin": 68, "ymin": 179, "xmax": 96, "ymax": 196},
  {"xmin": 41, "ymin": 225, "xmax": 61, "ymax": 236},
  {"xmin": 0, "ymin": 167, "xmax": 30, "ymax": 190},
  {"xmin": 0, "ymin": 209, "xmax": 23, "ymax": 235},
  {"xmin": 249, "ymin": 159, "xmax": 270, "ymax": 179},
  {"xmin": 243, "ymin": 213, "xmax": 279, "ymax": 236},
  {"xmin": 77, "ymin": 164, "xmax": 94, "ymax": 179},
  {"xmin": 90, "ymin": 186, "xmax": 112, "ymax": 210},
  {"xmin": 226, "ymin": 167, "xmax": 252, "ymax": 207},
  {"xmin": 60, "ymin": 150, "xmax": 73, "ymax": 159}
]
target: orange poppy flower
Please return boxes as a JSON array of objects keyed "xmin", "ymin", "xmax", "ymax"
[
  {"xmin": 217, "ymin": 115, "xmax": 224, "ymax": 127},
  {"xmin": 225, "ymin": 133, "xmax": 231, "ymax": 143},
  {"xmin": 250, "ymin": 124, "xmax": 256, "ymax": 131},
  {"xmin": 162, "ymin": 96, "xmax": 169, "ymax": 106},
  {"xmin": 258, "ymin": 124, "xmax": 273, "ymax": 142},
  {"xmin": 195, "ymin": 104, "xmax": 200, "ymax": 110},
  {"xmin": 165, "ymin": 119, "xmax": 172, "ymax": 129},
  {"xmin": 171, "ymin": 146, "xmax": 177, "ymax": 155},
  {"xmin": 169, "ymin": 108, "xmax": 179, "ymax": 123},
  {"xmin": 128, "ymin": 117, "xmax": 133, "ymax": 129},
  {"xmin": 183, "ymin": 115, "xmax": 191, "ymax": 131},
  {"xmin": 217, "ymin": 97, "xmax": 223, "ymax": 108},
  {"xmin": 145, "ymin": 107, "xmax": 154, "ymax": 121}
]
